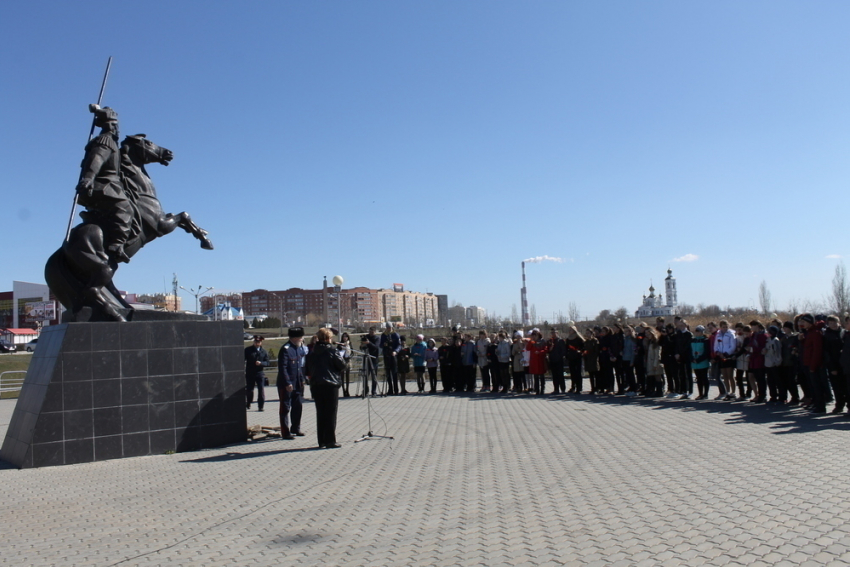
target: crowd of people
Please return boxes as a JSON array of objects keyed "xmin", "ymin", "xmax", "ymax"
[
  {"xmin": 345, "ymin": 314, "xmax": 849, "ymax": 416},
  {"xmin": 245, "ymin": 314, "xmax": 848, "ymax": 448}
]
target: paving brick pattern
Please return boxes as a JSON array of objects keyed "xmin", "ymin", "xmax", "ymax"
[{"xmin": 2, "ymin": 385, "xmax": 850, "ymax": 566}]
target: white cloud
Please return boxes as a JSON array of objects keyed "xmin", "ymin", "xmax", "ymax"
[
  {"xmin": 826, "ymin": 254, "xmax": 842, "ymax": 259},
  {"xmin": 672, "ymin": 253, "xmax": 699, "ymax": 263}
]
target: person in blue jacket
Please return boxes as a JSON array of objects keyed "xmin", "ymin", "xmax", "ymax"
[
  {"xmin": 691, "ymin": 325, "xmax": 711, "ymax": 400},
  {"xmin": 410, "ymin": 334, "xmax": 428, "ymax": 393},
  {"xmin": 277, "ymin": 327, "xmax": 309, "ymax": 439}
]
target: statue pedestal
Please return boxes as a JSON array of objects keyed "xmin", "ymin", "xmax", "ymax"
[{"xmin": 1, "ymin": 320, "xmax": 247, "ymax": 468}]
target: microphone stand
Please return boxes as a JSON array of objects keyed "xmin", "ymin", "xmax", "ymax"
[{"xmin": 348, "ymin": 347, "xmax": 394, "ymax": 443}]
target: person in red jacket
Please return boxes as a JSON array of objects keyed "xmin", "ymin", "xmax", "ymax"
[
  {"xmin": 798, "ymin": 313, "xmax": 829, "ymax": 413},
  {"xmin": 525, "ymin": 329, "xmax": 549, "ymax": 395},
  {"xmin": 748, "ymin": 320, "xmax": 768, "ymax": 403}
]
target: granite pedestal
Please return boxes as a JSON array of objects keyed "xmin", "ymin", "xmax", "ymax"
[{"xmin": 0, "ymin": 320, "xmax": 246, "ymax": 468}]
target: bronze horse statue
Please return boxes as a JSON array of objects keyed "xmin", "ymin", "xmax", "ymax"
[{"xmin": 46, "ymin": 134, "xmax": 213, "ymax": 322}]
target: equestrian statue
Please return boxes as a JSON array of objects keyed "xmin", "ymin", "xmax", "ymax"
[{"xmin": 45, "ymin": 104, "xmax": 213, "ymax": 322}]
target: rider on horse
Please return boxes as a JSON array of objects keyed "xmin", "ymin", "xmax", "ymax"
[{"xmin": 75, "ymin": 105, "xmax": 134, "ymax": 263}]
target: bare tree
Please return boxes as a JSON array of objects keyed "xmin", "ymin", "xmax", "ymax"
[
  {"xmin": 529, "ymin": 304, "xmax": 537, "ymax": 325},
  {"xmin": 830, "ymin": 262, "xmax": 850, "ymax": 315},
  {"xmin": 568, "ymin": 301, "xmax": 580, "ymax": 323},
  {"xmin": 614, "ymin": 307, "xmax": 629, "ymax": 322},
  {"xmin": 698, "ymin": 303, "xmax": 722, "ymax": 317},
  {"xmin": 678, "ymin": 303, "xmax": 696, "ymax": 316},
  {"xmin": 758, "ymin": 280, "xmax": 772, "ymax": 315},
  {"xmin": 786, "ymin": 297, "xmax": 799, "ymax": 315},
  {"xmin": 510, "ymin": 304, "xmax": 519, "ymax": 324}
]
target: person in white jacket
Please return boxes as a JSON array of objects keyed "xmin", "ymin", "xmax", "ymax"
[
  {"xmin": 495, "ymin": 331, "xmax": 512, "ymax": 394},
  {"xmin": 476, "ymin": 331, "xmax": 492, "ymax": 392}
]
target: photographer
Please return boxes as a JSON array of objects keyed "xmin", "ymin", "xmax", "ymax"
[
  {"xmin": 362, "ymin": 327, "xmax": 381, "ymax": 396},
  {"xmin": 339, "ymin": 332, "xmax": 353, "ymax": 397}
]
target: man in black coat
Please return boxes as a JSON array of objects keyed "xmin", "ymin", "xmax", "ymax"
[{"xmin": 245, "ymin": 335, "xmax": 270, "ymax": 411}]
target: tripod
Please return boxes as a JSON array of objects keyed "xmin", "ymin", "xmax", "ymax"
[
  {"xmin": 351, "ymin": 347, "xmax": 393, "ymax": 443},
  {"xmin": 355, "ymin": 347, "xmax": 383, "ymax": 397}
]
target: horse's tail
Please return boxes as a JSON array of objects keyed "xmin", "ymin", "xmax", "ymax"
[
  {"xmin": 44, "ymin": 248, "xmax": 80, "ymax": 319},
  {"xmin": 45, "ymin": 224, "xmax": 128, "ymax": 322}
]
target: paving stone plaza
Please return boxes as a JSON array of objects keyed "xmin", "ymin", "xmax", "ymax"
[{"xmin": 2, "ymin": 386, "xmax": 850, "ymax": 566}]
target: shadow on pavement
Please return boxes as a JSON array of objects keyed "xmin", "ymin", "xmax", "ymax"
[
  {"xmin": 180, "ymin": 444, "xmax": 324, "ymax": 463},
  {"xmin": 463, "ymin": 390, "xmax": 850, "ymax": 434}
]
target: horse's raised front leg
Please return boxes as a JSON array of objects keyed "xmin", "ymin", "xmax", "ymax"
[{"xmin": 173, "ymin": 212, "xmax": 214, "ymax": 250}]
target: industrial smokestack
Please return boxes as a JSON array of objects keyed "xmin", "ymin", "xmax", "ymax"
[{"xmin": 521, "ymin": 261, "xmax": 530, "ymax": 327}]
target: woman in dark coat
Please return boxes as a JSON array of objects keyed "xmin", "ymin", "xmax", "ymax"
[
  {"xmin": 305, "ymin": 328, "xmax": 346, "ymax": 448},
  {"xmin": 583, "ymin": 329, "xmax": 599, "ymax": 393},
  {"xmin": 597, "ymin": 327, "xmax": 616, "ymax": 394},
  {"xmin": 565, "ymin": 326, "xmax": 585, "ymax": 394}
]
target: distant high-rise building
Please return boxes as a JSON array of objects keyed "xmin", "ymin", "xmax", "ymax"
[
  {"xmin": 242, "ymin": 282, "xmax": 438, "ymax": 327},
  {"xmin": 465, "ymin": 306, "xmax": 487, "ymax": 326},
  {"xmin": 436, "ymin": 295, "xmax": 449, "ymax": 326}
]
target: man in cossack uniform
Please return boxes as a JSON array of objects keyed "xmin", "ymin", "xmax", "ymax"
[
  {"xmin": 278, "ymin": 327, "xmax": 308, "ymax": 438},
  {"xmin": 245, "ymin": 335, "xmax": 270, "ymax": 411}
]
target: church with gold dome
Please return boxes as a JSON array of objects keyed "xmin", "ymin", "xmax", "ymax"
[{"xmin": 635, "ymin": 269, "xmax": 679, "ymax": 318}]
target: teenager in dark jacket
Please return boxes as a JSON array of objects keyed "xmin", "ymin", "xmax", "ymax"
[
  {"xmin": 597, "ymin": 327, "xmax": 615, "ymax": 394},
  {"xmin": 565, "ymin": 326, "xmax": 585, "ymax": 394},
  {"xmin": 547, "ymin": 329, "xmax": 567, "ymax": 394},
  {"xmin": 610, "ymin": 325, "xmax": 626, "ymax": 395},
  {"xmin": 839, "ymin": 317, "xmax": 850, "ymax": 415},
  {"xmin": 633, "ymin": 324, "xmax": 648, "ymax": 395},
  {"xmin": 780, "ymin": 321, "xmax": 801, "ymax": 404},
  {"xmin": 799, "ymin": 314, "xmax": 828, "ymax": 413},
  {"xmin": 583, "ymin": 329, "xmax": 599, "ymax": 394},
  {"xmin": 437, "ymin": 337, "xmax": 453, "ymax": 393},
  {"xmin": 449, "ymin": 336, "xmax": 465, "ymax": 392},
  {"xmin": 674, "ymin": 320, "xmax": 694, "ymax": 399},
  {"xmin": 660, "ymin": 325, "xmax": 678, "ymax": 396},
  {"xmin": 621, "ymin": 326, "xmax": 638, "ymax": 396},
  {"xmin": 823, "ymin": 316, "xmax": 845, "ymax": 413}
]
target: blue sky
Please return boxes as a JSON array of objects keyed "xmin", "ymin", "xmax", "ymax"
[{"xmin": 3, "ymin": 1, "xmax": 850, "ymax": 320}]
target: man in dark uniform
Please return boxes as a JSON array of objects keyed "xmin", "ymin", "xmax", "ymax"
[
  {"xmin": 363, "ymin": 327, "xmax": 381, "ymax": 396},
  {"xmin": 245, "ymin": 335, "xmax": 269, "ymax": 411},
  {"xmin": 380, "ymin": 323, "xmax": 402, "ymax": 394},
  {"xmin": 278, "ymin": 327, "xmax": 308, "ymax": 438},
  {"xmin": 76, "ymin": 104, "xmax": 134, "ymax": 263}
]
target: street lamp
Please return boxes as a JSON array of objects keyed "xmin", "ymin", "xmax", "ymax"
[
  {"xmin": 269, "ymin": 291, "xmax": 287, "ymax": 337},
  {"xmin": 179, "ymin": 285, "xmax": 213, "ymax": 315},
  {"xmin": 332, "ymin": 275, "xmax": 344, "ymax": 334}
]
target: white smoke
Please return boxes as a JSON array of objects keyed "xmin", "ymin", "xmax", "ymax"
[{"xmin": 523, "ymin": 255, "xmax": 564, "ymax": 264}]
